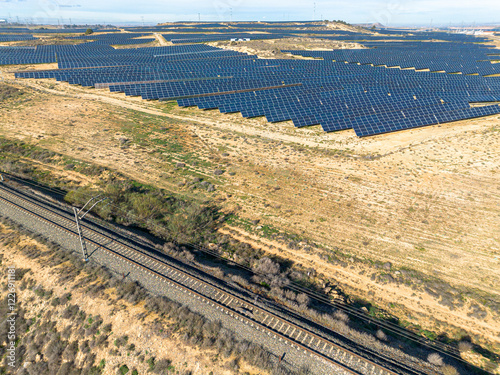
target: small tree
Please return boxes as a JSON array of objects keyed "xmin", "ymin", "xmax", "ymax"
[{"xmin": 85, "ymin": 28, "xmax": 93, "ymax": 35}]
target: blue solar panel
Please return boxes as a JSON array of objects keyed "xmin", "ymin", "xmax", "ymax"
[{"xmin": 6, "ymin": 27, "xmax": 500, "ymax": 137}]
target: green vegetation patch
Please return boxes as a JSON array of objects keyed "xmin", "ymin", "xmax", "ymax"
[{"xmin": 0, "ymin": 84, "xmax": 24, "ymax": 101}]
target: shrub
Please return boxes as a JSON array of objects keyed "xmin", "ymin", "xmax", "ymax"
[
  {"xmin": 62, "ymin": 340, "xmax": 79, "ymax": 361},
  {"xmin": 442, "ymin": 365, "xmax": 459, "ymax": 375},
  {"xmin": 85, "ymin": 28, "xmax": 93, "ymax": 35},
  {"xmin": 485, "ymin": 361, "xmax": 499, "ymax": 372},
  {"xmin": 114, "ymin": 335, "xmax": 128, "ymax": 348},
  {"xmin": 153, "ymin": 358, "xmax": 172, "ymax": 374},
  {"xmin": 119, "ymin": 364, "xmax": 129, "ymax": 374},
  {"xmin": 296, "ymin": 293, "xmax": 310, "ymax": 307},
  {"xmin": 427, "ymin": 353, "xmax": 444, "ymax": 366},
  {"xmin": 146, "ymin": 357, "xmax": 156, "ymax": 370},
  {"xmin": 458, "ymin": 340, "xmax": 472, "ymax": 353},
  {"xmin": 376, "ymin": 329, "xmax": 387, "ymax": 341},
  {"xmin": 94, "ymin": 333, "xmax": 108, "ymax": 348},
  {"xmin": 231, "ymin": 275, "xmax": 249, "ymax": 287},
  {"xmin": 167, "ymin": 203, "xmax": 219, "ymax": 244},
  {"xmin": 334, "ymin": 310, "xmax": 349, "ymax": 323},
  {"xmin": 253, "ymin": 257, "xmax": 280, "ymax": 275},
  {"xmin": 80, "ymin": 340, "xmax": 90, "ymax": 353},
  {"xmin": 270, "ymin": 275, "xmax": 289, "ymax": 288},
  {"xmin": 102, "ymin": 323, "xmax": 112, "ymax": 334},
  {"xmin": 284, "ymin": 290, "xmax": 296, "ymax": 301}
]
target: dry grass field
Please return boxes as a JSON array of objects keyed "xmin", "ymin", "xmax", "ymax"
[{"xmin": 1, "ymin": 40, "xmax": 499, "ymax": 371}]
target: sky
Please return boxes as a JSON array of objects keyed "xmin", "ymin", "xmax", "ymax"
[{"xmin": 1, "ymin": 0, "xmax": 499, "ymax": 26}]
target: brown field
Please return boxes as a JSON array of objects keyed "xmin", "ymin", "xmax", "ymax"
[{"xmin": 1, "ymin": 41, "xmax": 499, "ymax": 370}]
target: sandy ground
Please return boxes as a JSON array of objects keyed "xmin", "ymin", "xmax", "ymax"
[
  {"xmin": 209, "ymin": 38, "xmax": 365, "ymax": 59},
  {"xmin": 1, "ymin": 58, "xmax": 499, "ymax": 359}
]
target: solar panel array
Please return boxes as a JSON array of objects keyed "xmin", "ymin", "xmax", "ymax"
[
  {"xmin": 284, "ymin": 41, "xmax": 500, "ymax": 76},
  {"xmin": 4, "ymin": 25, "xmax": 500, "ymax": 137},
  {"xmin": 0, "ymin": 27, "xmax": 119, "ymax": 34},
  {"xmin": 0, "ymin": 35, "xmax": 36, "ymax": 42}
]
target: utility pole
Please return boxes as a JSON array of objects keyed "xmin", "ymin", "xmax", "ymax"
[
  {"xmin": 73, "ymin": 196, "xmax": 108, "ymax": 261},
  {"xmin": 313, "ymin": 2, "xmax": 316, "ymax": 21},
  {"xmin": 73, "ymin": 207, "xmax": 89, "ymax": 261},
  {"xmin": 198, "ymin": 13, "xmax": 201, "ymax": 22},
  {"xmin": 230, "ymin": 8, "xmax": 232, "ymax": 22}
]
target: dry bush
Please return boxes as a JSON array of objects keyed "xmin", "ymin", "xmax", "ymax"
[
  {"xmin": 253, "ymin": 257, "xmax": 280, "ymax": 275},
  {"xmin": 333, "ymin": 310, "xmax": 349, "ymax": 323},
  {"xmin": 153, "ymin": 358, "xmax": 172, "ymax": 374},
  {"xmin": 441, "ymin": 365, "xmax": 459, "ymax": 375},
  {"xmin": 114, "ymin": 335, "xmax": 128, "ymax": 348},
  {"xmin": 62, "ymin": 304, "xmax": 80, "ymax": 320},
  {"xmin": 101, "ymin": 323, "xmax": 113, "ymax": 334},
  {"xmin": 296, "ymin": 293, "xmax": 310, "ymax": 307},
  {"xmin": 427, "ymin": 353, "xmax": 444, "ymax": 366},
  {"xmin": 62, "ymin": 340, "xmax": 79, "ymax": 362},
  {"xmin": 115, "ymin": 281, "xmax": 145, "ymax": 305},
  {"xmin": 0, "ymin": 84, "xmax": 23, "ymax": 101},
  {"xmin": 24, "ymin": 343, "xmax": 39, "ymax": 362},
  {"xmin": 212, "ymin": 267, "xmax": 225, "ymax": 279},
  {"xmin": 92, "ymin": 333, "xmax": 109, "ymax": 348},
  {"xmin": 80, "ymin": 340, "xmax": 90, "ymax": 354},
  {"xmin": 458, "ymin": 340, "xmax": 472, "ymax": 353},
  {"xmin": 162, "ymin": 242, "xmax": 179, "ymax": 253},
  {"xmin": 376, "ymin": 329, "xmax": 387, "ymax": 341},
  {"xmin": 270, "ymin": 275, "xmax": 290, "ymax": 288},
  {"xmin": 180, "ymin": 250, "xmax": 195, "ymax": 262},
  {"xmin": 55, "ymin": 361, "xmax": 75, "ymax": 375},
  {"xmin": 231, "ymin": 275, "xmax": 249, "ymax": 287},
  {"xmin": 296, "ymin": 364, "xmax": 311, "ymax": 375},
  {"xmin": 284, "ymin": 290, "xmax": 296, "ymax": 301},
  {"xmin": 271, "ymin": 287, "xmax": 284, "ymax": 299},
  {"xmin": 485, "ymin": 361, "xmax": 499, "ymax": 372}
]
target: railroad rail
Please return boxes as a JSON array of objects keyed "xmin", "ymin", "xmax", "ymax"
[{"xmin": 0, "ymin": 181, "xmax": 435, "ymax": 375}]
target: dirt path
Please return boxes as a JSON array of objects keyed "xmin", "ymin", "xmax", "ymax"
[{"xmin": 154, "ymin": 33, "xmax": 170, "ymax": 46}]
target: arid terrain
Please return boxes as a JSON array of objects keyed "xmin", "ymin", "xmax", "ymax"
[
  {"xmin": 0, "ymin": 36, "xmax": 499, "ymax": 372},
  {"xmin": 0, "ymin": 221, "xmax": 264, "ymax": 375}
]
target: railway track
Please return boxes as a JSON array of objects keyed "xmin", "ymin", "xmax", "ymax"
[{"xmin": 0, "ymin": 181, "xmax": 435, "ymax": 375}]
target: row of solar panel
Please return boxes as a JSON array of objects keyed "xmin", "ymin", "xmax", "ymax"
[
  {"xmin": 8, "ymin": 32, "xmax": 500, "ymax": 137},
  {"xmin": 283, "ymin": 42, "xmax": 500, "ymax": 76}
]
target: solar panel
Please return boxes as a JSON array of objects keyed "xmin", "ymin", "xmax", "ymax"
[{"xmin": 6, "ymin": 27, "xmax": 500, "ymax": 137}]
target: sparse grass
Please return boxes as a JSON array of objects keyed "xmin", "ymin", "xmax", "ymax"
[{"xmin": 0, "ymin": 84, "xmax": 24, "ymax": 101}]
